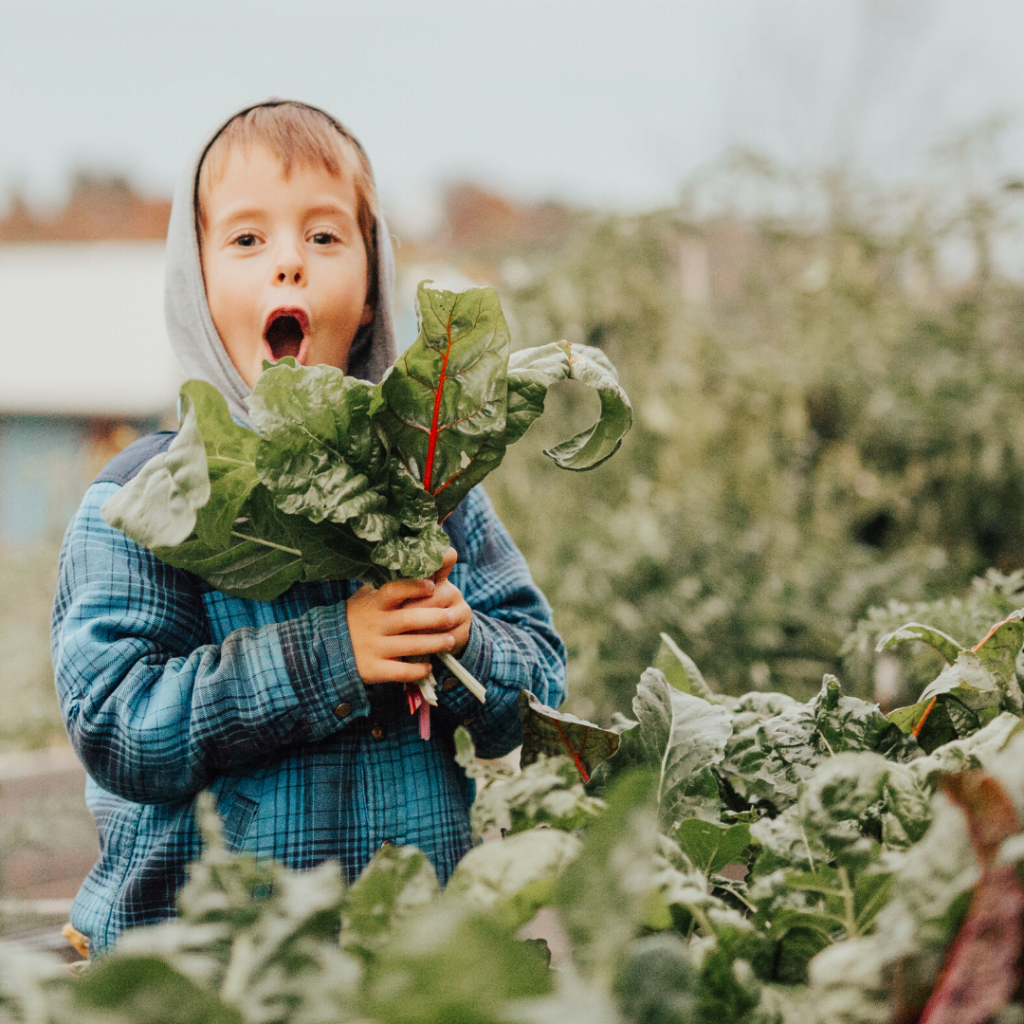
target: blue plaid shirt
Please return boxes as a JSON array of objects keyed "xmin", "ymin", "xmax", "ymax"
[{"xmin": 51, "ymin": 434, "xmax": 566, "ymax": 952}]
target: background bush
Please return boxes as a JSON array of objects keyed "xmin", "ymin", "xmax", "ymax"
[{"xmin": 468, "ymin": 159, "xmax": 1024, "ymax": 720}]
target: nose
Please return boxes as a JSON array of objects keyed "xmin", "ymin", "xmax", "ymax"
[{"xmin": 273, "ymin": 240, "xmax": 304, "ymax": 285}]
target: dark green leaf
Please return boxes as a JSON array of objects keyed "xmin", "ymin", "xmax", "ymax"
[
  {"xmin": 250, "ymin": 361, "xmax": 385, "ymax": 526},
  {"xmin": 504, "ymin": 342, "xmax": 571, "ymax": 444},
  {"xmin": 377, "ymin": 283, "xmax": 512, "ymax": 517},
  {"xmin": 675, "ymin": 819, "xmax": 753, "ymax": 876},
  {"xmin": 519, "ymin": 689, "xmax": 621, "ymax": 782}
]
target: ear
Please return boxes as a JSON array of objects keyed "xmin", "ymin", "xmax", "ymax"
[{"xmin": 359, "ymin": 299, "xmax": 375, "ymax": 327}]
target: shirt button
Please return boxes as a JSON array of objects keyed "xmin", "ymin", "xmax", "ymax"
[
  {"xmin": 441, "ymin": 676, "xmax": 459, "ymax": 692},
  {"xmin": 334, "ymin": 702, "xmax": 352, "ymax": 719},
  {"xmin": 370, "ymin": 723, "xmax": 386, "ymax": 741}
]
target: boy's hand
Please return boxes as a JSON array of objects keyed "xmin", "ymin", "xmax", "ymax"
[
  {"xmin": 347, "ymin": 578, "xmax": 457, "ymax": 685},
  {"xmin": 411, "ymin": 547, "xmax": 472, "ymax": 655}
]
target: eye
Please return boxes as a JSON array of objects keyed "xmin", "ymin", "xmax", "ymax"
[
  {"xmin": 232, "ymin": 233, "xmax": 258, "ymax": 248},
  {"xmin": 311, "ymin": 231, "xmax": 338, "ymax": 245}
]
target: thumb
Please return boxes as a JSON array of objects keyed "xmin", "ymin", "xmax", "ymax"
[{"xmin": 432, "ymin": 546, "xmax": 458, "ymax": 584}]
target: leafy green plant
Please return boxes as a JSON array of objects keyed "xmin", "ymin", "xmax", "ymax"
[
  {"xmin": 100, "ymin": 282, "xmax": 630, "ymax": 710},
  {"xmin": 103, "ymin": 283, "xmax": 631, "ymax": 600},
  {"xmin": 8, "ymin": 617, "xmax": 1024, "ymax": 1021}
]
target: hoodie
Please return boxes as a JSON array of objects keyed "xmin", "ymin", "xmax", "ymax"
[
  {"xmin": 164, "ymin": 99, "xmax": 397, "ymax": 423},
  {"xmin": 50, "ymin": 101, "xmax": 566, "ymax": 953}
]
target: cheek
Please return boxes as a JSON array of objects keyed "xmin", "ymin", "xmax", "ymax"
[{"xmin": 206, "ymin": 261, "xmax": 255, "ymax": 335}]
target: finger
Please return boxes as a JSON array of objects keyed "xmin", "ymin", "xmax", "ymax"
[
  {"xmin": 377, "ymin": 578, "xmax": 435, "ymax": 608},
  {"xmin": 431, "ymin": 547, "xmax": 458, "ymax": 585},
  {"xmin": 384, "ymin": 632, "xmax": 456, "ymax": 659},
  {"xmin": 383, "ymin": 607, "xmax": 455, "ymax": 635},
  {"xmin": 405, "ymin": 580, "xmax": 461, "ymax": 610},
  {"xmin": 382, "ymin": 659, "xmax": 436, "ymax": 683}
]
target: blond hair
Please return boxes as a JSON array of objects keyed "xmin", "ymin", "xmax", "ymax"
[{"xmin": 196, "ymin": 102, "xmax": 379, "ymax": 303}]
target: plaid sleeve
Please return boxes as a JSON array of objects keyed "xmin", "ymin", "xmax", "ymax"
[
  {"xmin": 434, "ymin": 488, "xmax": 567, "ymax": 758},
  {"xmin": 51, "ymin": 483, "xmax": 370, "ymax": 805}
]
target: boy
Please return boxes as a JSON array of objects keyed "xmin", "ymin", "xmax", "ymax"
[{"xmin": 51, "ymin": 100, "xmax": 567, "ymax": 953}]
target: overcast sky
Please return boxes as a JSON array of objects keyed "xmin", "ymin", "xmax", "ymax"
[{"xmin": 1, "ymin": 0, "xmax": 1022, "ymax": 233}]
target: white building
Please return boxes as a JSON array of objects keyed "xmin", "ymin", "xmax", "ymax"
[{"xmin": 0, "ymin": 242, "xmax": 181, "ymax": 546}]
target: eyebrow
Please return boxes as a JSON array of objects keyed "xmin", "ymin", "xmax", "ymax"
[{"xmin": 211, "ymin": 202, "xmax": 357, "ymax": 228}]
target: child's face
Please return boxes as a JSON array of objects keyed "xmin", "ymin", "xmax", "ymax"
[{"xmin": 200, "ymin": 143, "xmax": 374, "ymax": 389}]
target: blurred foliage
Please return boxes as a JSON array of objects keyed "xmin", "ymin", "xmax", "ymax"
[
  {"xmin": 0, "ymin": 540, "xmax": 65, "ymax": 752},
  {"xmin": 466, "ymin": 159, "xmax": 1024, "ymax": 720}
]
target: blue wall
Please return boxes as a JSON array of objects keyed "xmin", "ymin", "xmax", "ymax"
[{"xmin": 0, "ymin": 415, "xmax": 158, "ymax": 547}]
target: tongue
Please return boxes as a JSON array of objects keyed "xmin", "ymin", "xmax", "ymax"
[{"xmin": 266, "ymin": 316, "xmax": 304, "ymax": 360}]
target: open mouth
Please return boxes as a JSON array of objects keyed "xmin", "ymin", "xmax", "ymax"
[{"xmin": 264, "ymin": 309, "xmax": 309, "ymax": 362}]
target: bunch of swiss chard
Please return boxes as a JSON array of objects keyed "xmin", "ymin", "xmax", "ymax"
[{"xmin": 101, "ymin": 283, "xmax": 631, "ymax": 717}]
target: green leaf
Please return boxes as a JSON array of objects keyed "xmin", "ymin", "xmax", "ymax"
[
  {"xmin": 723, "ymin": 677, "xmax": 919, "ymax": 813},
  {"xmin": 75, "ymin": 958, "xmax": 243, "ymax": 1024},
  {"xmin": 101, "ymin": 387, "xmax": 211, "ymax": 548},
  {"xmin": 675, "ymin": 820, "xmax": 753, "ymax": 876},
  {"xmin": 377, "ymin": 283, "xmax": 512, "ymax": 516},
  {"xmin": 631, "ymin": 668, "xmax": 732, "ymax": 826},
  {"xmin": 654, "ymin": 632, "xmax": 716, "ymax": 700},
  {"xmin": 369, "ymin": 518, "xmax": 449, "ymax": 580},
  {"xmin": 250, "ymin": 361, "xmax": 385, "ymax": 526},
  {"xmin": 910, "ymin": 712, "xmax": 1021, "ymax": 788},
  {"xmin": 543, "ymin": 343, "xmax": 633, "ymax": 471},
  {"xmin": 555, "ymin": 771, "xmax": 667, "ymax": 982},
  {"xmin": 445, "ymin": 829, "xmax": 581, "ymax": 927},
  {"xmin": 342, "ymin": 844, "xmax": 439, "ymax": 958},
  {"xmin": 362, "ymin": 903, "xmax": 551, "ymax": 1024},
  {"xmin": 504, "ymin": 342, "xmax": 572, "ymax": 445},
  {"xmin": 919, "ymin": 652, "xmax": 1002, "ymax": 708},
  {"xmin": 455, "ymin": 726, "xmax": 603, "ymax": 840},
  {"xmin": 178, "ymin": 380, "xmax": 262, "ymax": 550},
  {"xmin": 875, "ymin": 622, "xmax": 966, "ymax": 664},
  {"xmin": 797, "ymin": 752, "xmax": 932, "ymax": 867},
  {"xmin": 519, "ymin": 689, "xmax": 621, "ymax": 782}
]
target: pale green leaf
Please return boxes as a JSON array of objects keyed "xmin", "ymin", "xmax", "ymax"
[{"xmin": 101, "ymin": 390, "xmax": 211, "ymax": 548}]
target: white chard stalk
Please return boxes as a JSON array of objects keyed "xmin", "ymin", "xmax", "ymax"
[{"xmin": 439, "ymin": 651, "xmax": 487, "ymax": 703}]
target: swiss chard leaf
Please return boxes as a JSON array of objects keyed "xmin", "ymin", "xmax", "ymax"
[
  {"xmin": 377, "ymin": 283, "xmax": 512, "ymax": 517},
  {"xmin": 631, "ymin": 667, "xmax": 732, "ymax": 826},
  {"xmin": 453, "ymin": 727, "xmax": 604, "ymax": 839},
  {"xmin": 518, "ymin": 689, "xmax": 621, "ymax": 783},
  {"xmin": 543, "ymin": 343, "xmax": 633, "ymax": 471},
  {"xmin": 184, "ymin": 380, "xmax": 261, "ymax": 550},
  {"xmin": 675, "ymin": 819, "xmax": 753, "ymax": 876},
  {"xmin": 101, "ymin": 387, "xmax": 211, "ymax": 549},
  {"xmin": 444, "ymin": 828, "xmax": 581, "ymax": 928},
  {"xmin": 654, "ymin": 631, "xmax": 717, "ymax": 700},
  {"xmin": 876, "ymin": 622, "xmax": 965, "ymax": 664}
]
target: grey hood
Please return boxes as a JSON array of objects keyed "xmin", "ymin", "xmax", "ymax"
[{"xmin": 164, "ymin": 100, "xmax": 397, "ymax": 424}]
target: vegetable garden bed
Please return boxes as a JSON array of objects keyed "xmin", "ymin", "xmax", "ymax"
[{"xmin": 5, "ymin": 609, "xmax": 1024, "ymax": 1022}]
